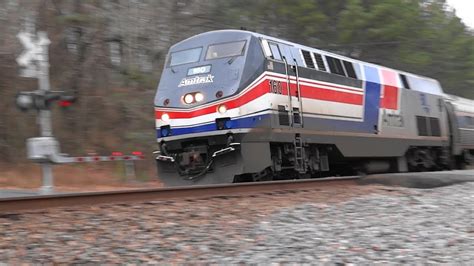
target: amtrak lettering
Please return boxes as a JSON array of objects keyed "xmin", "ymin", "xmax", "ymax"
[{"xmin": 178, "ymin": 74, "xmax": 214, "ymax": 87}]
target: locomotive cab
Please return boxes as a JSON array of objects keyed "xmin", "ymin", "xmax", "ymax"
[
  {"xmin": 154, "ymin": 30, "xmax": 268, "ymax": 185},
  {"xmin": 155, "ymin": 31, "xmax": 265, "ymax": 110}
]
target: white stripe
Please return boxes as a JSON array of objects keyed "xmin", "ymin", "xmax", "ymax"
[
  {"xmin": 170, "ymin": 109, "xmax": 273, "ymax": 128},
  {"xmin": 264, "ymin": 110, "xmax": 363, "ymax": 122},
  {"xmin": 303, "ymin": 113, "xmax": 363, "ymax": 122},
  {"xmin": 268, "ymin": 76, "xmax": 364, "ymax": 95},
  {"xmin": 270, "ymin": 93, "xmax": 363, "ymax": 119},
  {"xmin": 302, "ymin": 98, "xmax": 363, "ymax": 119},
  {"xmin": 266, "ymin": 72, "xmax": 364, "ymax": 92}
]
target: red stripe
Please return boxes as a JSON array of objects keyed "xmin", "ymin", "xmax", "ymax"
[
  {"xmin": 281, "ymin": 82, "xmax": 363, "ymax": 105},
  {"xmin": 380, "ymin": 69, "xmax": 399, "ymax": 110},
  {"xmin": 156, "ymin": 76, "xmax": 363, "ymax": 119},
  {"xmin": 301, "ymin": 85, "xmax": 362, "ymax": 105},
  {"xmin": 380, "ymin": 85, "xmax": 398, "ymax": 110},
  {"xmin": 380, "ymin": 69, "xmax": 398, "ymax": 87}
]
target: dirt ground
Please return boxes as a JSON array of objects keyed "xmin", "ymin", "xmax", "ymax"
[
  {"xmin": 0, "ymin": 161, "xmax": 163, "ymax": 192},
  {"xmin": 3, "ymin": 161, "xmax": 472, "ymax": 193}
]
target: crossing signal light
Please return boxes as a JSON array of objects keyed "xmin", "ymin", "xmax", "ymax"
[
  {"xmin": 57, "ymin": 95, "xmax": 76, "ymax": 108},
  {"xmin": 15, "ymin": 92, "xmax": 35, "ymax": 112},
  {"xmin": 59, "ymin": 100, "xmax": 72, "ymax": 107},
  {"xmin": 15, "ymin": 90, "xmax": 77, "ymax": 111}
]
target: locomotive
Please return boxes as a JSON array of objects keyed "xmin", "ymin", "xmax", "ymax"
[{"xmin": 154, "ymin": 30, "xmax": 474, "ymax": 186}]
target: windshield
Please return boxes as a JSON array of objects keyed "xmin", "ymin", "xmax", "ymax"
[
  {"xmin": 169, "ymin": 47, "xmax": 202, "ymax": 67},
  {"xmin": 205, "ymin": 41, "xmax": 246, "ymax": 60}
]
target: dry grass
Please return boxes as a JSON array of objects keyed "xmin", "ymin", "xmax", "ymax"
[{"xmin": 0, "ymin": 162, "xmax": 162, "ymax": 192}]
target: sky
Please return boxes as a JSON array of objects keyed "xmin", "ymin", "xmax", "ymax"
[{"xmin": 446, "ymin": 0, "xmax": 474, "ymax": 28}]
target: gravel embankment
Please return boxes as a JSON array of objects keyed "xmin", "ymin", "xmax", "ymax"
[
  {"xmin": 234, "ymin": 183, "xmax": 474, "ymax": 264},
  {"xmin": 0, "ymin": 183, "xmax": 473, "ymax": 264}
]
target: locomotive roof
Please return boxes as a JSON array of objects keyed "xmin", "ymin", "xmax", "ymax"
[
  {"xmin": 445, "ymin": 94, "xmax": 474, "ymax": 113},
  {"xmin": 173, "ymin": 30, "xmax": 440, "ymax": 84}
]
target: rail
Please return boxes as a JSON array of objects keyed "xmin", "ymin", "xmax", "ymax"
[{"xmin": 0, "ymin": 176, "xmax": 360, "ymax": 213}]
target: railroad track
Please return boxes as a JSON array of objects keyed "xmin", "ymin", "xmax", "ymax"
[{"xmin": 0, "ymin": 176, "xmax": 359, "ymax": 213}]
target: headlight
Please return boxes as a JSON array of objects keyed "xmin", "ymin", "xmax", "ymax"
[
  {"xmin": 217, "ymin": 104, "xmax": 227, "ymax": 114},
  {"xmin": 161, "ymin": 113, "xmax": 170, "ymax": 122},
  {"xmin": 195, "ymin": 92, "xmax": 204, "ymax": 102},
  {"xmin": 183, "ymin": 94, "xmax": 194, "ymax": 104}
]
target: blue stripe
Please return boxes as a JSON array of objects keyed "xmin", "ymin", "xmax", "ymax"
[
  {"xmin": 158, "ymin": 114, "xmax": 271, "ymax": 137},
  {"xmin": 361, "ymin": 65, "xmax": 382, "ymax": 133},
  {"xmin": 364, "ymin": 65, "xmax": 380, "ymax": 83}
]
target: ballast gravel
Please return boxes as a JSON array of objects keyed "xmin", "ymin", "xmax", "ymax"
[{"xmin": 0, "ymin": 182, "xmax": 473, "ymax": 264}]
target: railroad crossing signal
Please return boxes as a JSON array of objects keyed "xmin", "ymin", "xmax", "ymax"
[
  {"xmin": 16, "ymin": 29, "xmax": 55, "ymax": 193},
  {"xmin": 16, "ymin": 31, "xmax": 50, "ymax": 78}
]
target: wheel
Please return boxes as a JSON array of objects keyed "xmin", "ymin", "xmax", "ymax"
[
  {"xmin": 406, "ymin": 148, "xmax": 436, "ymax": 171},
  {"xmin": 233, "ymin": 168, "xmax": 274, "ymax": 183},
  {"xmin": 464, "ymin": 150, "xmax": 472, "ymax": 166},
  {"xmin": 456, "ymin": 150, "xmax": 472, "ymax": 169},
  {"xmin": 251, "ymin": 167, "xmax": 274, "ymax": 182},
  {"xmin": 233, "ymin": 173, "xmax": 252, "ymax": 183}
]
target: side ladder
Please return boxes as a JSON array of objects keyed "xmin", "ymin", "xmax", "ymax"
[{"xmin": 294, "ymin": 134, "xmax": 306, "ymax": 173}]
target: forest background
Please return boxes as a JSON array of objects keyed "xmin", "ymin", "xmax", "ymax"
[{"xmin": 0, "ymin": 0, "xmax": 472, "ymax": 170}]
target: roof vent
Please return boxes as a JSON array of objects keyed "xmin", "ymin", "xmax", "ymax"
[
  {"xmin": 301, "ymin": 50, "xmax": 315, "ymax": 68},
  {"xmin": 313, "ymin": 53, "xmax": 326, "ymax": 71}
]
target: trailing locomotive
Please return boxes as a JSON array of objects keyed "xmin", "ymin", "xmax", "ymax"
[{"xmin": 154, "ymin": 30, "xmax": 474, "ymax": 186}]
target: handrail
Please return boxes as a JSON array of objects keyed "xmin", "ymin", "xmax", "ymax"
[
  {"xmin": 293, "ymin": 58, "xmax": 304, "ymax": 128},
  {"xmin": 282, "ymin": 56, "xmax": 293, "ymax": 127}
]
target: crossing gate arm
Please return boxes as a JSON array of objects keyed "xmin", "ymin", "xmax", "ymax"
[{"xmin": 50, "ymin": 154, "xmax": 145, "ymax": 164}]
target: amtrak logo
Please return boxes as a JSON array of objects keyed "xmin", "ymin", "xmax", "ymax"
[{"xmin": 178, "ymin": 74, "xmax": 214, "ymax": 87}]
